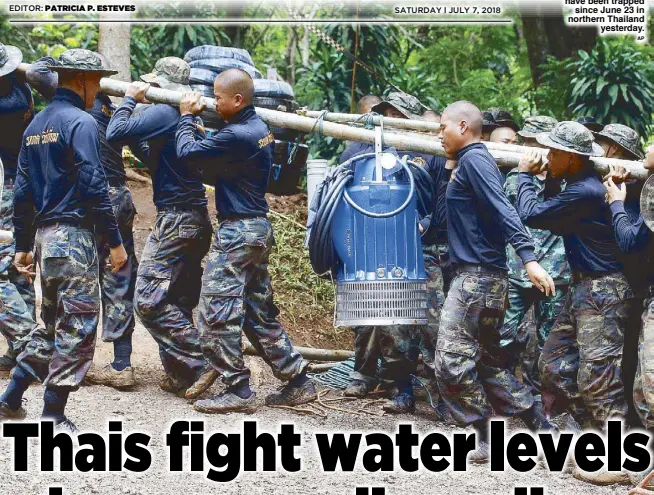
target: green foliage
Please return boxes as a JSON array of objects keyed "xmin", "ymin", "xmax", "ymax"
[
  {"xmin": 130, "ymin": 5, "xmax": 229, "ymax": 80},
  {"xmin": 530, "ymin": 57, "xmax": 573, "ymax": 119},
  {"xmin": 568, "ymin": 39, "xmax": 654, "ymax": 137}
]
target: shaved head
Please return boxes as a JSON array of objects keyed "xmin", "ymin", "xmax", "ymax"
[
  {"xmin": 214, "ymin": 68, "xmax": 254, "ymax": 104},
  {"xmin": 439, "ymin": 100, "xmax": 484, "ymax": 155},
  {"xmin": 213, "ymin": 68, "xmax": 255, "ymax": 120},
  {"xmin": 358, "ymin": 94, "xmax": 382, "ymax": 114},
  {"xmin": 442, "ymin": 101, "xmax": 482, "ymax": 137}
]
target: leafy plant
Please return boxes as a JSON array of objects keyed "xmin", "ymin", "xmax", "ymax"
[{"xmin": 568, "ymin": 40, "xmax": 654, "ymax": 136}]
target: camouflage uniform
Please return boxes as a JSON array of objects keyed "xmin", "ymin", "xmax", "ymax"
[
  {"xmin": 351, "ymin": 326, "xmax": 383, "ymax": 386},
  {"xmin": 198, "ymin": 217, "xmax": 307, "ymax": 388},
  {"xmin": 16, "ymin": 225, "xmax": 100, "ymax": 388},
  {"xmin": 380, "ymin": 244, "xmax": 446, "ymax": 377},
  {"xmin": 539, "ymin": 273, "xmax": 633, "ymax": 428},
  {"xmin": 135, "ymin": 208, "xmax": 212, "ymax": 384},
  {"xmin": 96, "ymin": 185, "xmax": 138, "ymax": 342},
  {"xmin": 503, "ymin": 168, "xmax": 570, "ymax": 398},
  {"xmin": 435, "ymin": 269, "xmax": 535, "ymax": 425},
  {"xmin": 634, "ymin": 297, "xmax": 654, "ymax": 428},
  {"xmin": 0, "ymin": 181, "xmax": 36, "ymax": 357}
]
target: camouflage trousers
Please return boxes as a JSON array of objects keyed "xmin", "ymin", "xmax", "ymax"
[
  {"xmin": 435, "ymin": 268, "xmax": 534, "ymax": 426},
  {"xmin": 96, "ymin": 185, "xmax": 138, "ymax": 342},
  {"xmin": 539, "ymin": 272, "xmax": 633, "ymax": 429},
  {"xmin": 198, "ymin": 217, "xmax": 307, "ymax": 389},
  {"xmin": 502, "ymin": 283, "xmax": 568, "ymax": 398},
  {"xmin": 631, "ymin": 297, "xmax": 654, "ymax": 428},
  {"xmin": 135, "ymin": 207, "xmax": 212, "ymax": 384},
  {"xmin": 15, "ymin": 224, "xmax": 99, "ymax": 389},
  {"xmin": 0, "ymin": 181, "xmax": 36, "ymax": 357},
  {"xmin": 377, "ymin": 244, "xmax": 446, "ymax": 381}
]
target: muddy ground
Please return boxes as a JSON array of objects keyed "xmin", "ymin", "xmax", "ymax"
[{"xmin": 0, "ymin": 179, "xmax": 638, "ymax": 494}]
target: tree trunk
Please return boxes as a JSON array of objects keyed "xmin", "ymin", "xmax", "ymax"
[
  {"xmin": 224, "ymin": 4, "xmax": 246, "ymax": 47},
  {"xmin": 302, "ymin": 27, "xmax": 310, "ymax": 67},
  {"xmin": 98, "ymin": 10, "xmax": 131, "ymax": 82},
  {"xmin": 520, "ymin": 5, "xmax": 597, "ymax": 87}
]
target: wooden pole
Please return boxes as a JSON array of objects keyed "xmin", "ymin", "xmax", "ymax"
[
  {"xmin": 242, "ymin": 341, "xmax": 353, "ymax": 361},
  {"xmin": 300, "ymin": 109, "xmax": 440, "ymax": 133},
  {"xmin": 36, "ymin": 74, "xmax": 641, "ymax": 181}
]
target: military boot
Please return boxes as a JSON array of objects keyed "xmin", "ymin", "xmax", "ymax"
[
  {"xmin": 185, "ymin": 368, "xmax": 219, "ymax": 400},
  {"xmin": 573, "ymin": 467, "xmax": 631, "ymax": 486},
  {"xmin": 0, "ymin": 354, "xmax": 16, "ymax": 375},
  {"xmin": 159, "ymin": 376, "xmax": 190, "ymax": 398},
  {"xmin": 265, "ymin": 376, "xmax": 317, "ymax": 407},
  {"xmin": 194, "ymin": 390, "xmax": 258, "ymax": 414},
  {"xmin": 85, "ymin": 364, "xmax": 136, "ymax": 389},
  {"xmin": 343, "ymin": 379, "xmax": 370, "ymax": 398},
  {"xmin": 54, "ymin": 417, "xmax": 80, "ymax": 435},
  {"xmin": 382, "ymin": 392, "xmax": 415, "ymax": 414},
  {"xmin": 0, "ymin": 401, "xmax": 26, "ymax": 421}
]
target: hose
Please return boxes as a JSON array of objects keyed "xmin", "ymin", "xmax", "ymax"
[{"xmin": 307, "ymin": 153, "xmax": 436, "ymax": 278}]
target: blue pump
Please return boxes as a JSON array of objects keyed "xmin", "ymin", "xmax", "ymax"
[{"xmin": 330, "ymin": 150, "xmax": 428, "ymax": 326}]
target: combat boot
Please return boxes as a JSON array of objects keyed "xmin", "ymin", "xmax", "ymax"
[
  {"xmin": 85, "ymin": 364, "xmax": 136, "ymax": 389},
  {"xmin": 343, "ymin": 379, "xmax": 370, "ymax": 398},
  {"xmin": 468, "ymin": 440, "xmax": 490, "ymax": 463},
  {"xmin": 185, "ymin": 368, "xmax": 219, "ymax": 400},
  {"xmin": 54, "ymin": 417, "xmax": 80, "ymax": 435},
  {"xmin": 382, "ymin": 392, "xmax": 415, "ymax": 414},
  {"xmin": 265, "ymin": 376, "xmax": 317, "ymax": 407},
  {"xmin": 159, "ymin": 376, "xmax": 190, "ymax": 398},
  {"xmin": 194, "ymin": 390, "xmax": 258, "ymax": 414},
  {"xmin": 572, "ymin": 466, "xmax": 631, "ymax": 485},
  {"xmin": 0, "ymin": 401, "xmax": 26, "ymax": 421}
]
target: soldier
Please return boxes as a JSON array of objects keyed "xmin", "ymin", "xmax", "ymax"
[
  {"xmin": 480, "ymin": 110, "xmax": 499, "ymax": 141},
  {"xmin": 594, "ymin": 124, "xmax": 644, "ymax": 161},
  {"xmin": 488, "ymin": 108, "xmax": 520, "ymax": 132},
  {"xmin": 516, "ymin": 122, "xmax": 633, "ymax": 432},
  {"xmin": 421, "ymin": 109, "xmax": 441, "ymax": 124},
  {"xmin": 336, "ymin": 92, "xmax": 448, "ymax": 412},
  {"xmin": 0, "ymin": 44, "xmax": 54, "ymax": 374},
  {"xmin": 501, "ymin": 116, "xmax": 570, "ymax": 409},
  {"xmin": 357, "ymin": 94, "xmax": 382, "ymax": 115},
  {"xmin": 571, "ymin": 149, "xmax": 654, "ymax": 486},
  {"xmin": 0, "ymin": 50, "xmax": 128, "ymax": 431},
  {"xmin": 576, "ymin": 116, "xmax": 604, "ymax": 133},
  {"xmin": 175, "ymin": 68, "xmax": 316, "ymax": 414},
  {"xmin": 106, "ymin": 57, "xmax": 214, "ymax": 399},
  {"xmin": 435, "ymin": 101, "xmax": 556, "ymax": 461},
  {"xmin": 30, "ymin": 51, "xmax": 142, "ymax": 390},
  {"xmin": 489, "ymin": 126, "xmax": 517, "ymax": 145}
]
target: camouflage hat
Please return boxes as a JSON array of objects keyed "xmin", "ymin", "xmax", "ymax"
[
  {"xmin": 576, "ymin": 116, "xmax": 604, "ymax": 133},
  {"xmin": 0, "ymin": 43, "xmax": 22, "ymax": 77},
  {"xmin": 518, "ymin": 116, "xmax": 559, "ymax": 138},
  {"xmin": 370, "ymin": 92, "xmax": 424, "ymax": 120},
  {"xmin": 488, "ymin": 108, "xmax": 519, "ymax": 132},
  {"xmin": 481, "ymin": 111, "xmax": 499, "ymax": 131},
  {"xmin": 48, "ymin": 49, "xmax": 117, "ymax": 76},
  {"xmin": 140, "ymin": 57, "xmax": 191, "ymax": 93},
  {"xmin": 535, "ymin": 121, "xmax": 604, "ymax": 157},
  {"xmin": 594, "ymin": 123, "xmax": 644, "ymax": 159}
]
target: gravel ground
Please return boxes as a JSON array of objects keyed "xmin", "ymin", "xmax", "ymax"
[{"xmin": 0, "ymin": 324, "xmax": 634, "ymax": 495}]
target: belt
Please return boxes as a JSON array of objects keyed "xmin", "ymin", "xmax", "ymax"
[
  {"xmin": 107, "ymin": 178, "xmax": 127, "ymax": 188},
  {"xmin": 158, "ymin": 205, "xmax": 208, "ymax": 214},
  {"xmin": 452, "ymin": 263, "xmax": 506, "ymax": 277},
  {"xmin": 217, "ymin": 214, "xmax": 267, "ymax": 222},
  {"xmin": 571, "ymin": 269, "xmax": 617, "ymax": 283}
]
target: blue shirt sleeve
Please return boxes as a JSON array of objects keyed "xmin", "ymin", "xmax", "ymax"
[
  {"xmin": 609, "ymin": 200, "xmax": 650, "ymax": 254},
  {"xmin": 176, "ymin": 114, "xmax": 238, "ymax": 176},
  {"xmin": 515, "ymin": 172, "xmax": 587, "ymax": 235},
  {"xmin": 463, "ymin": 154, "xmax": 536, "ymax": 264},
  {"xmin": 12, "ymin": 143, "xmax": 35, "ymax": 253},
  {"xmin": 68, "ymin": 118, "xmax": 123, "ymax": 248},
  {"xmin": 106, "ymin": 96, "xmax": 178, "ymax": 146}
]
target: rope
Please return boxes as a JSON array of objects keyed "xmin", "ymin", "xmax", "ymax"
[{"xmin": 286, "ymin": 109, "xmax": 329, "ymax": 168}]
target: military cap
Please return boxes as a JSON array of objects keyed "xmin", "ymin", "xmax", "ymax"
[
  {"xmin": 140, "ymin": 57, "xmax": 191, "ymax": 93},
  {"xmin": 48, "ymin": 49, "xmax": 117, "ymax": 76},
  {"xmin": 488, "ymin": 108, "xmax": 519, "ymax": 132},
  {"xmin": 576, "ymin": 116, "xmax": 604, "ymax": 133},
  {"xmin": 481, "ymin": 111, "xmax": 500, "ymax": 131},
  {"xmin": 594, "ymin": 123, "xmax": 643, "ymax": 159},
  {"xmin": 370, "ymin": 92, "xmax": 424, "ymax": 120},
  {"xmin": 0, "ymin": 43, "xmax": 23, "ymax": 77},
  {"xmin": 536, "ymin": 121, "xmax": 604, "ymax": 156},
  {"xmin": 518, "ymin": 116, "xmax": 559, "ymax": 138}
]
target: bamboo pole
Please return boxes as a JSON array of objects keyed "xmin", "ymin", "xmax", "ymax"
[
  {"xmin": 299, "ymin": 109, "xmax": 440, "ymax": 133},
  {"xmin": 15, "ymin": 67, "xmax": 644, "ymax": 180},
  {"xmin": 242, "ymin": 341, "xmax": 353, "ymax": 361}
]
